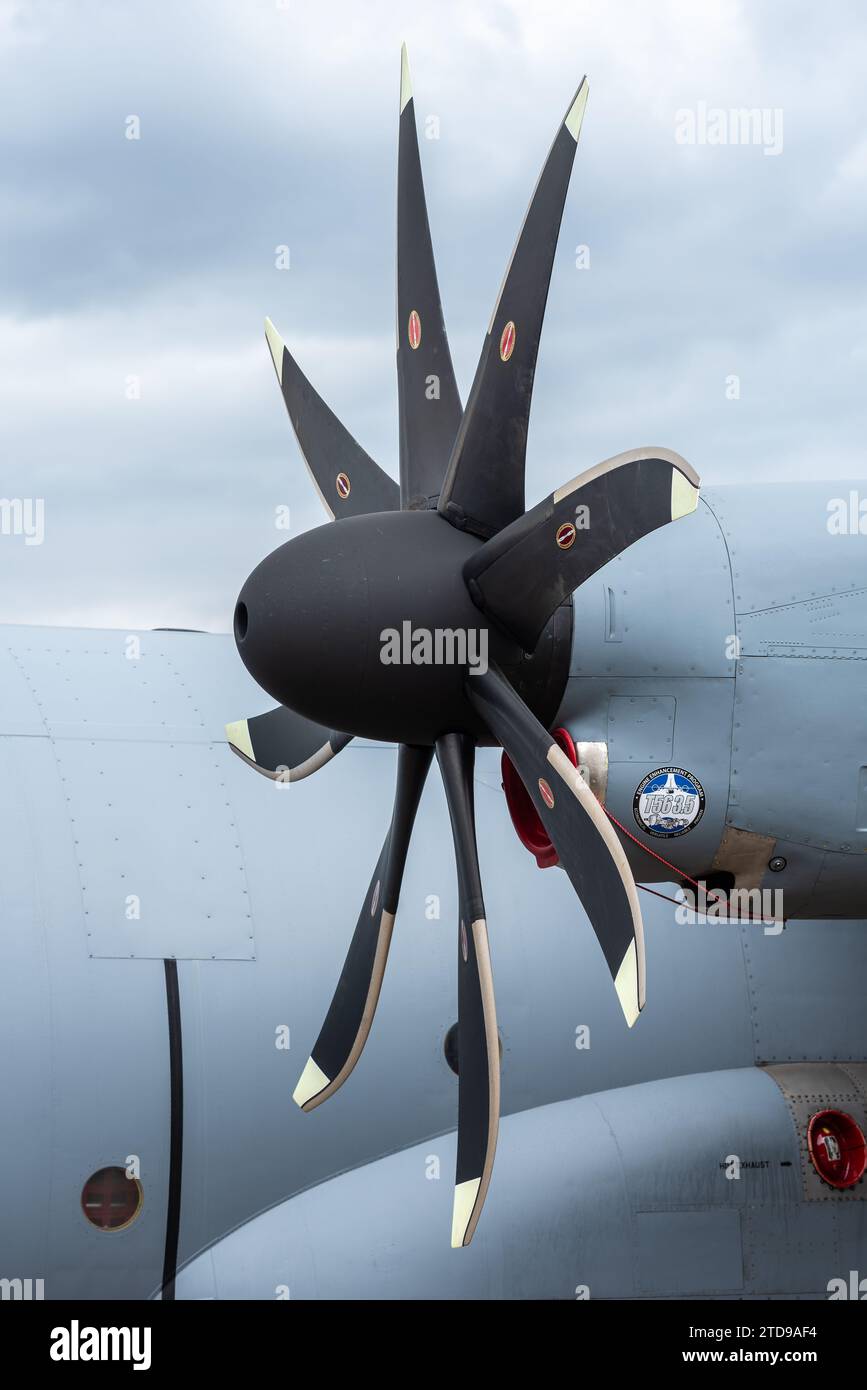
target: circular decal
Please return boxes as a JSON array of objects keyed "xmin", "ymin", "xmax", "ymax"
[
  {"xmin": 499, "ymin": 320, "xmax": 516, "ymax": 362},
  {"xmin": 538, "ymin": 777, "xmax": 555, "ymax": 809},
  {"xmin": 633, "ymin": 766, "xmax": 705, "ymax": 838},
  {"xmin": 556, "ymin": 521, "xmax": 576, "ymax": 550},
  {"xmin": 336, "ymin": 471, "xmax": 351, "ymax": 500},
  {"xmin": 408, "ymin": 309, "xmax": 421, "ymax": 350},
  {"xmin": 460, "ymin": 920, "xmax": 468, "ymax": 962}
]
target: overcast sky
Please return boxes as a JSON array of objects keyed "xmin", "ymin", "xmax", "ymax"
[{"xmin": 1, "ymin": 0, "xmax": 865, "ymax": 631}]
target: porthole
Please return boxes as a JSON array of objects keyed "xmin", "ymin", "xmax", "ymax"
[{"xmin": 81, "ymin": 1166, "xmax": 143, "ymax": 1231}]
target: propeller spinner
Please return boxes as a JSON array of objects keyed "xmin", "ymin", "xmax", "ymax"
[{"xmin": 228, "ymin": 47, "xmax": 700, "ymax": 1246}]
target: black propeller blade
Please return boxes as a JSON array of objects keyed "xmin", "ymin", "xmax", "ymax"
[
  {"xmin": 467, "ymin": 664, "xmax": 645, "ymax": 1027},
  {"xmin": 396, "ymin": 45, "xmax": 463, "ymax": 510},
  {"xmin": 264, "ymin": 317, "xmax": 399, "ymax": 518},
  {"xmin": 438, "ymin": 79, "xmax": 589, "ymax": 539},
  {"xmin": 464, "ymin": 448, "xmax": 700, "ymax": 651},
  {"xmin": 226, "ymin": 706, "xmax": 352, "ymax": 782},
  {"xmin": 436, "ymin": 733, "xmax": 500, "ymax": 1247},
  {"xmin": 293, "ymin": 744, "xmax": 432, "ymax": 1110}
]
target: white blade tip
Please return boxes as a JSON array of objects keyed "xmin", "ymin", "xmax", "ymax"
[
  {"xmin": 225, "ymin": 719, "xmax": 254, "ymax": 762},
  {"xmin": 451, "ymin": 1177, "xmax": 482, "ymax": 1248},
  {"xmin": 264, "ymin": 317, "xmax": 285, "ymax": 384},
  {"xmin": 292, "ymin": 1056, "xmax": 330, "ymax": 1110},
  {"xmin": 671, "ymin": 468, "xmax": 700, "ymax": 521},
  {"xmin": 565, "ymin": 79, "xmax": 589, "ymax": 142},
  {"xmin": 614, "ymin": 940, "xmax": 642, "ymax": 1028},
  {"xmin": 400, "ymin": 42, "xmax": 412, "ymax": 113}
]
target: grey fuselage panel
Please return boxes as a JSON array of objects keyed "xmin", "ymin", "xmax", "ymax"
[{"xmin": 557, "ymin": 482, "xmax": 867, "ymax": 916}]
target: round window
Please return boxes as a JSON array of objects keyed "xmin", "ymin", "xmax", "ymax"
[{"xmin": 81, "ymin": 1166, "xmax": 143, "ymax": 1231}]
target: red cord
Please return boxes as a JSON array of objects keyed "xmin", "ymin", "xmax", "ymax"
[
  {"xmin": 603, "ymin": 807, "xmax": 702, "ymax": 890},
  {"xmin": 603, "ymin": 806, "xmax": 783, "ymax": 924}
]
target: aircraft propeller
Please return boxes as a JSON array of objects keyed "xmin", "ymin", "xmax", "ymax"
[{"xmin": 227, "ymin": 47, "xmax": 699, "ymax": 1245}]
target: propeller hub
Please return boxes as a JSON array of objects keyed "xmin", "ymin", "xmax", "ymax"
[{"xmin": 234, "ymin": 509, "xmax": 568, "ymax": 745}]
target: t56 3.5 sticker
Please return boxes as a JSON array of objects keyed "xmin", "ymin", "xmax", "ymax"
[{"xmin": 633, "ymin": 766, "xmax": 705, "ymax": 838}]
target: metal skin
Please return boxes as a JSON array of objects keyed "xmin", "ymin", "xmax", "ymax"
[
  {"xmin": 1, "ymin": 575, "xmax": 866, "ymax": 1299},
  {"xmin": 556, "ymin": 483, "xmax": 867, "ymax": 917},
  {"xmin": 173, "ymin": 1067, "xmax": 867, "ymax": 1301}
]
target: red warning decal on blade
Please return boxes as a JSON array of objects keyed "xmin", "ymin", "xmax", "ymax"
[
  {"xmin": 499, "ymin": 320, "xmax": 516, "ymax": 361},
  {"xmin": 408, "ymin": 310, "xmax": 421, "ymax": 350},
  {"xmin": 336, "ymin": 472, "xmax": 351, "ymax": 499},
  {"xmin": 556, "ymin": 521, "xmax": 576, "ymax": 550},
  {"xmin": 538, "ymin": 778, "xmax": 555, "ymax": 809}
]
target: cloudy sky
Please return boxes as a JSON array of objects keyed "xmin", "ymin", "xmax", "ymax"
[{"xmin": 1, "ymin": 0, "xmax": 865, "ymax": 631}]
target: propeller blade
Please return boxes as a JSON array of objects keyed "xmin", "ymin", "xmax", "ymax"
[
  {"xmin": 436, "ymin": 733, "xmax": 500, "ymax": 1248},
  {"xmin": 464, "ymin": 447, "xmax": 700, "ymax": 651},
  {"xmin": 466, "ymin": 665, "xmax": 645, "ymax": 1027},
  {"xmin": 264, "ymin": 317, "xmax": 399, "ymax": 518},
  {"xmin": 225, "ymin": 707, "xmax": 352, "ymax": 782},
  {"xmin": 396, "ymin": 45, "xmax": 463, "ymax": 510},
  {"xmin": 293, "ymin": 743, "xmax": 433, "ymax": 1111},
  {"xmin": 437, "ymin": 79, "xmax": 589, "ymax": 539}
]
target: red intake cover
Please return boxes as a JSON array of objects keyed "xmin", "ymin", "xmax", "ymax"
[{"xmin": 502, "ymin": 727, "xmax": 577, "ymax": 868}]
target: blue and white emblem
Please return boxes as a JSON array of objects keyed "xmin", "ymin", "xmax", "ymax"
[{"xmin": 633, "ymin": 766, "xmax": 705, "ymax": 838}]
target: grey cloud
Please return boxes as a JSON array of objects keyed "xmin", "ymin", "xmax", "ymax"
[{"xmin": 0, "ymin": 0, "xmax": 865, "ymax": 630}]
